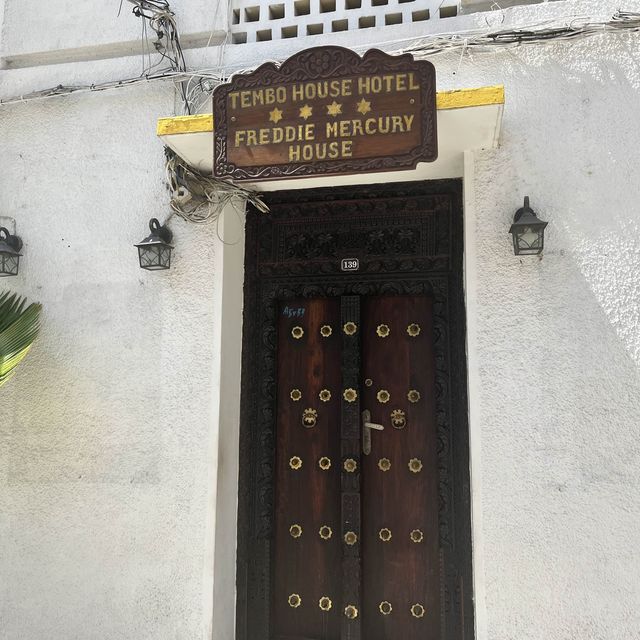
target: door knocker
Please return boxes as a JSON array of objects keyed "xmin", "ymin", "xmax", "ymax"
[
  {"xmin": 319, "ymin": 596, "xmax": 332, "ymax": 611},
  {"xmin": 302, "ymin": 408, "xmax": 317, "ymax": 428},
  {"xmin": 390, "ymin": 409, "xmax": 406, "ymax": 429},
  {"xmin": 379, "ymin": 601, "xmax": 392, "ymax": 616}
]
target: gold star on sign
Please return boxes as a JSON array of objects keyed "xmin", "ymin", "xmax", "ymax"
[
  {"xmin": 299, "ymin": 104, "xmax": 313, "ymax": 120},
  {"xmin": 326, "ymin": 101, "xmax": 342, "ymax": 116},
  {"xmin": 356, "ymin": 98, "xmax": 371, "ymax": 115},
  {"xmin": 269, "ymin": 107, "xmax": 283, "ymax": 124}
]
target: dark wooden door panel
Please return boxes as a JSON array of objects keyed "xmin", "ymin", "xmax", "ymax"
[
  {"xmin": 238, "ymin": 180, "xmax": 473, "ymax": 640},
  {"xmin": 361, "ymin": 296, "xmax": 440, "ymax": 639},
  {"xmin": 274, "ymin": 298, "xmax": 342, "ymax": 640}
]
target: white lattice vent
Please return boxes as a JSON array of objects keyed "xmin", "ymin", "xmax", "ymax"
[{"xmin": 230, "ymin": 0, "xmax": 460, "ymax": 44}]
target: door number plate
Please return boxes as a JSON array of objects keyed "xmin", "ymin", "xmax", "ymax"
[{"xmin": 341, "ymin": 258, "xmax": 360, "ymax": 272}]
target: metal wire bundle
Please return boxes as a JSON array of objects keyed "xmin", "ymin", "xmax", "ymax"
[
  {"xmin": 165, "ymin": 149, "xmax": 268, "ymax": 230},
  {"xmin": 3, "ymin": 9, "xmax": 640, "ymax": 109},
  {"xmin": 125, "ymin": 0, "xmax": 191, "ymax": 110}
]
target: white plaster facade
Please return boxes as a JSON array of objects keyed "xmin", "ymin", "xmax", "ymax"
[{"xmin": 1, "ymin": 1, "xmax": 639, "ymax": 639}]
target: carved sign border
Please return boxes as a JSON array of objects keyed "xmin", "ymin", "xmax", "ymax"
[
  {"xmin": 213, "ymin": 46, "xmax": 437, "ymax": 181},
  {"xmin": 236, "ymin": 180, "xmax": 473, "ymax": 640}
]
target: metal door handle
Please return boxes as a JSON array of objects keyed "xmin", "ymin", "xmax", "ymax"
[{"xmin": 362, "ymin": 409, "xmax": 384, "ymax": 455}]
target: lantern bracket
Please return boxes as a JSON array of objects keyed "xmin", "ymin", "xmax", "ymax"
[{"xmin": 0, "ymin": 227, "xmax": 23, "ymax": 253}]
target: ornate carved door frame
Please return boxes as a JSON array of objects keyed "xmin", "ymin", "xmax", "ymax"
[{"xmin": 236, "ymin": 179, "xmax": 474, "ymax": 640}]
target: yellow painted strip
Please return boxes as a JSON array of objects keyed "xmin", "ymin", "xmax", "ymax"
[
  {"xmin": 436, "ymin": 85, "xmax": 504, "ymax": 110},
  {"xmin": 156, "ymin": 113, "xmax": 214, "ymax": 136},
  {"xmin": 156, "ymin": 85, "xmax": 505, "ymax": 136}
]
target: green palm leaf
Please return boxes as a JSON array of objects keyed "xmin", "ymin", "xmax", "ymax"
[{"xmin": 0, "ymin": 291, "xmax": 42, "ymax": 388}]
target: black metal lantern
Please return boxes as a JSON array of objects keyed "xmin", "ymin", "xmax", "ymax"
[
  {"xmin": 134, "ymin": 218, "xmax": 173, "ymax": 270},
  {"xmin": 509, "ymin": 196, "xmax": 548, "ymax": 256},
  {"xmin": 0, "ymin": 227, "xmax": 23, "ymax": 276}
]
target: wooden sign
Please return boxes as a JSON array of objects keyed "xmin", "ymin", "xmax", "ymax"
[{"xmin": 213, "ymin": 47, "xmax": 437, "ymax": 181}]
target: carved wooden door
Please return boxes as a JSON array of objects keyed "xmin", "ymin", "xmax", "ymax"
[{"xmin": 273, "ymin": 294, "xmax": 440, "ymax": 640}]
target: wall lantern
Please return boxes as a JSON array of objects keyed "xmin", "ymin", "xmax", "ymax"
[
  {"xmin": 134, "ymin": 218, "xmax": 173, "ymax": 271},
  {"xmin": 0, "ymin": 227, "xmax": 23, "ymax": 277},
  {"xmin": 509, "ymin": 196, "xmax": 548, "ymax": 256}
]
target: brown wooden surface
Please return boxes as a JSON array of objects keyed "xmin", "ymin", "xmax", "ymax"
[
  {"xmin": 237, "ymin": 181, "xmax": 473, "ymax": 640},
  {"xmin": 213, "ymin": 47, "xmax": 437, "ymax": 180},
  {"xmin": 361, "ymin": 296, "xmax": 440, "ymax": 640},
  {"xmin": 274, "ymin": 298, "xmax": 342, "ymax": 640}
]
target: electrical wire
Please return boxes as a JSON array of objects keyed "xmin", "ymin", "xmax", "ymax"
[
  {"xmin": 3, "ymin": 7, "xmax": 640, "ymax": 223},
  {"xmin": 3, "ymin": 9, "xmax": 640, "ymax": 110},
  {"xmin": 165, "ymin": 148, "xmax": 269, "ymax": 226}
]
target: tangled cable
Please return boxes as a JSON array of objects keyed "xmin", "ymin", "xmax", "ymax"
[
  {"xmin": 165, "ymin": 149, "xmax": 268, "ymax": 232},
  {"xmin": 3, "ymin": 10, "xmax": 640, "ymax": 109},
  {"xmin": 125, "ymin": 0, "xmax": 191, "ymax": 111}
]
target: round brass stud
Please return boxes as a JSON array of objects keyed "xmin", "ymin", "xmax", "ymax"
[
  {"xmin": 376, "ymin": 389, "xmax": 390, "ymax": 404},
  {"xmin": 289, "ymin": 456, "xmax": 303, "ymax": 470},
  {"xmin": 290, "ymin": 388, "xmax": 302, "ymax": 402},
  {"xmin": 407, "ymin": 323, "xmax": 421, "ymax": 337},
  {"xmin": 364, "ymin": 378, "xmax": 373, "ymax": 387},
  {"xmin": 411, "ymin": 603, "xmax": 425, "ymax": 618},
  {"xmin": 318, "ymin": 456, "xmax": 332, "ymax": 471},
  {"xmin": 379, "ymin": 601, "xmax": 393, "ymax": 616},
  {"xmin": 343, "ymin": 321, "xmax": 357, "ymax": 336},
  {"xmin": 343, "ymin": 388, "xmax": 358, "ymax": 403},
  {"xmin": 410, "ymin": 529, "xmax": 424, "ymax": 543},
  {"xmin": 319, "ymin": 596, "xmax": 332, "ymax": 611},
  {"xmin": 407, "ymin": 389, "xmax": 421, "ymax": 403},
  {"xmin": 291, "ymin": 326, "xmax": 304, "ymax": 339},
  {"xmin": 409, "ymin": 458, "xmax": 423, "ymax": 473},
  {"xmin": 343, "ymin": 458, "xmax": 358, "ymax": 473},
  {"xmin": 378, "ymin": 457, "xmax": 391, "ymax": 472},
  {"xmin": 320, "ymin": 325, "xmax": 333, "ymax": 338},
  {"xmin": 302, "ymin": 408, "xmax": 317, "ymax": 428},
  {"xmin": 390, "ymin": 409, "xmax": 406, "ymax": 429},
  {"xmin": 319, "ymin": 389, "xmax": 331, "ymax": 402},
  {"xmin": 376, "ymin": 324, "xmax": 390, "ymax": 338},
  {"xmin": 344, "ymin": 604, "xmax": 358, "ymax": 619},
  {"xmin": 319, "ymin": 525, "xmax": 333, "ymax": 540},
  {"xmin": 378, "ymin": 528, "xmax": 392, "ymax": 542},
  {"xmin": 288, "ymin": 593, "xmax": 302, "ymax": 608},
  {"xmin": 289, "ymin": 524, "xmax": 302, "ymax": 538},
  {"xmin": 344, "ymin": 531, "xmax": 358, "ymax": 546}
]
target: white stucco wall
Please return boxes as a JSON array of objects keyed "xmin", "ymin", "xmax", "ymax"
[{"xmin": 1, "ymin": 1, "xmax": 639, "ymax": 639}]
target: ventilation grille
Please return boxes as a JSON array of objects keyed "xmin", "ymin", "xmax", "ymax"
[{"xmin": 230, "ymin": 0, "xmax": 460, "ymax": 44}]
